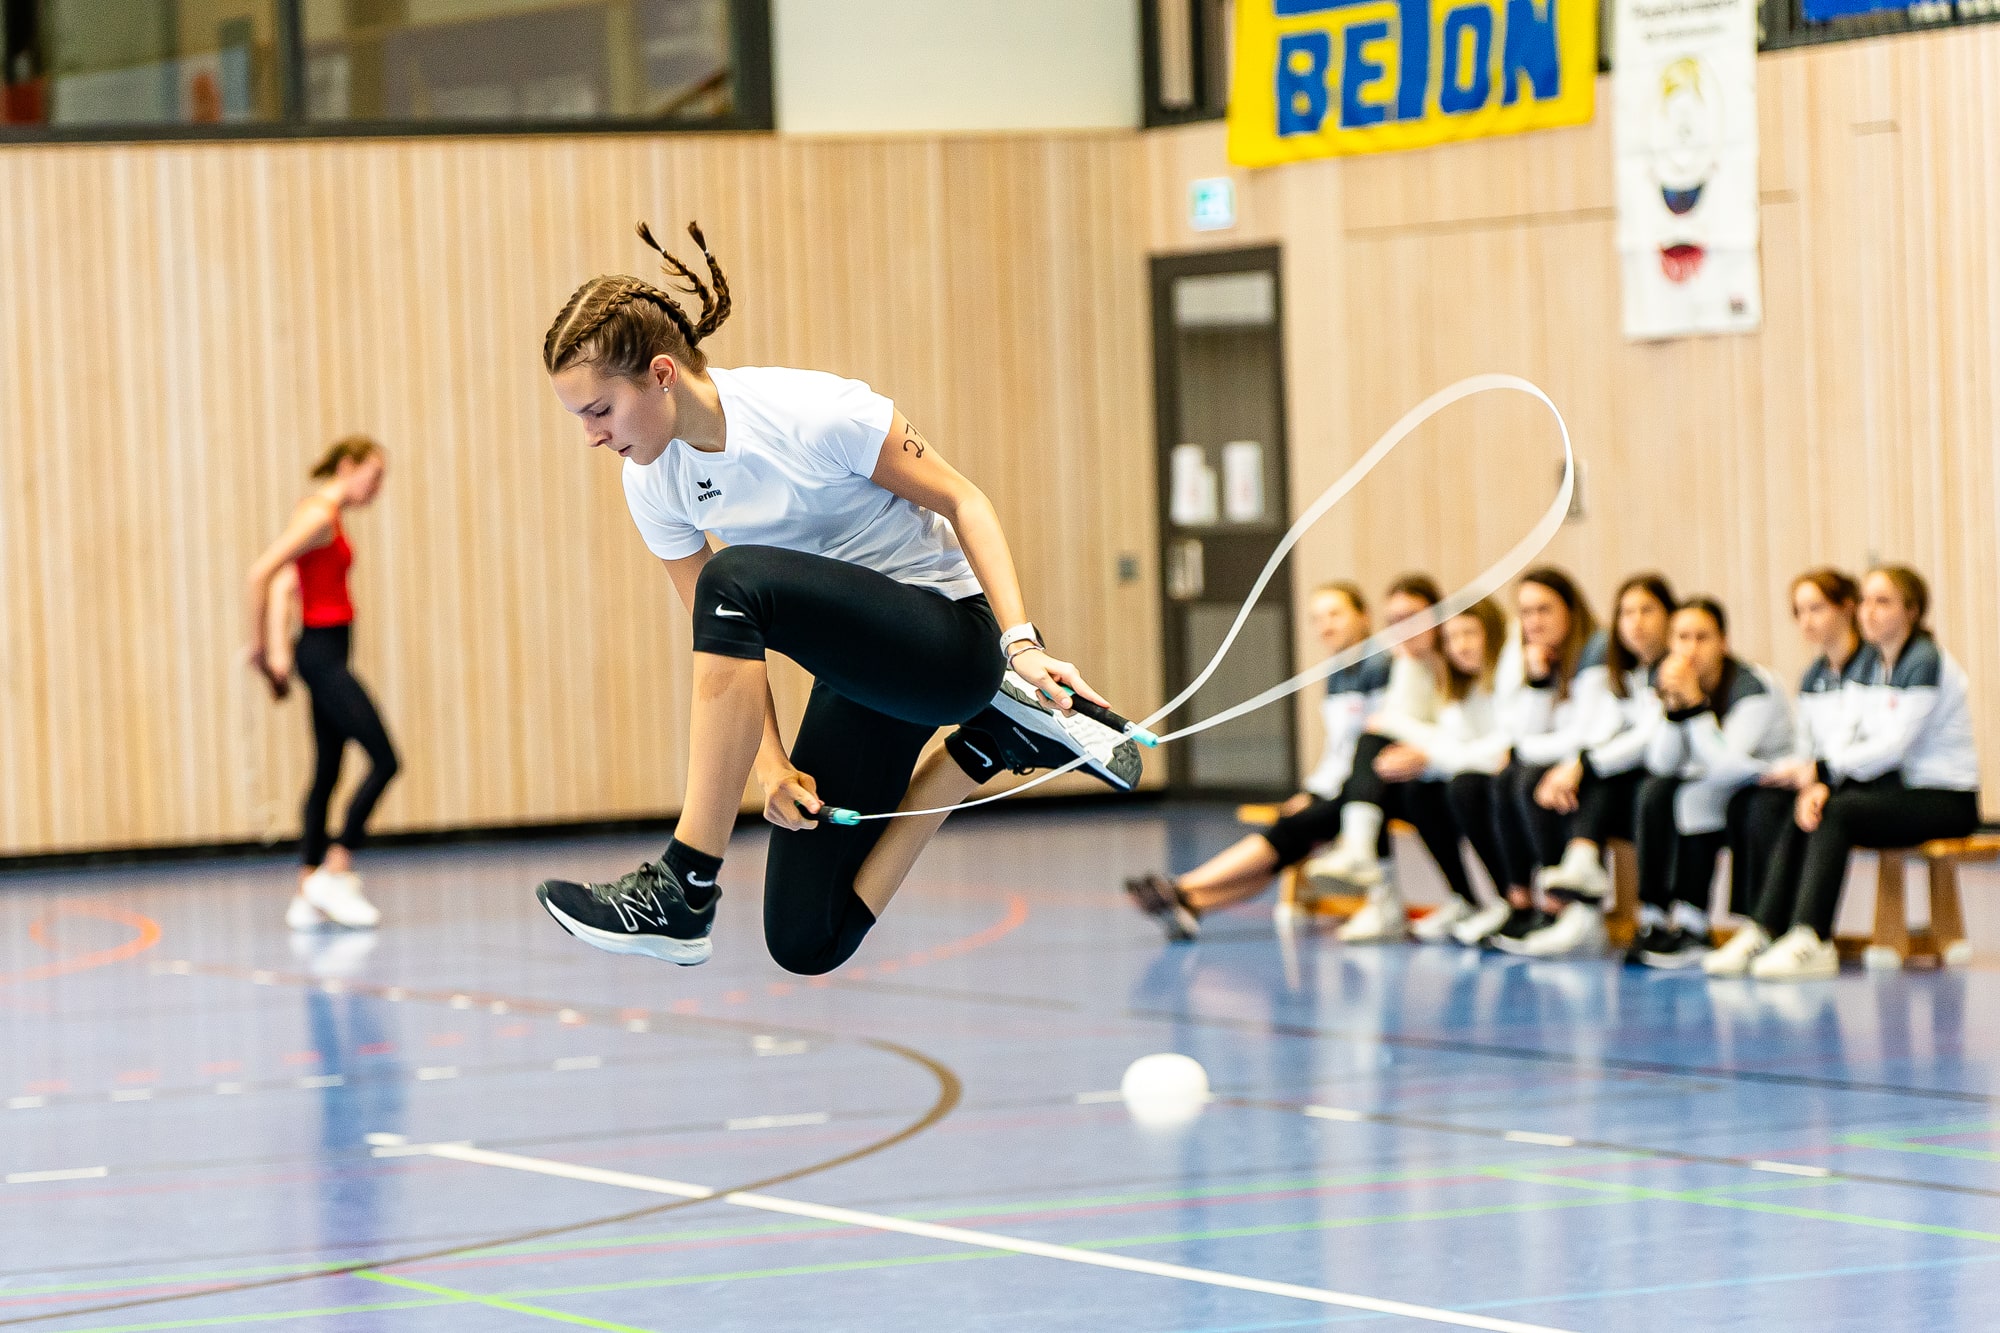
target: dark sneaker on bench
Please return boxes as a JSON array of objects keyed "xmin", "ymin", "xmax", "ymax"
[
  {"xmin": 536, "ymin": 860, "xmax": 715, "ymax": 966},
  {"xmin": 948, "ymin": 670, "xmax": 1143, "ymax": 792}
]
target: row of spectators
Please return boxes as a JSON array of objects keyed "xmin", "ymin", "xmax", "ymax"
[{"xmin": 1124, "ymin": 566, "xmax": 1980, "ymax": 981}]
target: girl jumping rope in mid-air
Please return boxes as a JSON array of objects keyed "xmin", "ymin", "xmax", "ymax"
[{"xmin": 534, "ymin": 222, "xmax": 1139, "ymax": 974}]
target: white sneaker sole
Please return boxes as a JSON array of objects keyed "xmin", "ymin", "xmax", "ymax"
[
  {"xmin": 1638, "ymin": 948, "xmax": 1711, "ymax": 970},
  {"xmin": 1338, "ymin": 907, "xmax": 1408, "ymax": 943},
  {"xmin": 301, "ymin": 874, "xmax": 380, "ymax": 929},
  {"xmin": 541, "ymin": 898, "xmax": 712, "ymax": 966},
  {"xmin": 989, "ymin": 679, "xmax": 1138, "ymax": 792},
  {"xmin": 1412, "ymin": 910, "xmax": 1469, "ymax": 943},
  {"xmin": 1322, "ymin": 863, "xmax": 1385, "ymax": 891}
]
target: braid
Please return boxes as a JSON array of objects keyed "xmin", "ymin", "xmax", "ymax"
[
  {"xmin": 543, "ymin": 222, "xmax": 735, "ymax": 377},
  {"xmin": 624, "ymin": 277, "xmax": 702, "ymax": 350},
  {"xmin": 542, "ymin": 279, "xmax": 638, "ymax": 370},
  {"xmin": 636, "ymin": 221, "xmax": 732, "ymax": 343}
]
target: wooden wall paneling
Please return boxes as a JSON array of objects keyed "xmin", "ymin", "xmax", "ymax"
[
  {"xmin": 0, "ymin": 130, "xmax": 1162, "ymax": 853},
  {"xmin": 0, "ymin": 154, "xmax": 47, "ymax": 848}
]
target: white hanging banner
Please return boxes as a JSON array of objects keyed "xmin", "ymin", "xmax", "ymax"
[{"xmin": 1613, "ymin": 0, "xmax": 1761, "ymax": 340}]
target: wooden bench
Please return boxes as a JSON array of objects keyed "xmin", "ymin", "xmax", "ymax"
[
  {"xmin": 1834, "ymin": 834, "xmax": 1999, "ymax": 970},
  {"xmin": 1601, "ymin": 840, "xmax": 1641, "ymax": 947}
]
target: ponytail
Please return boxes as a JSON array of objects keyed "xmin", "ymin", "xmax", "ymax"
[{"xmin": 310, "ymin": 435, "xmax": 382, "ymax": 480}]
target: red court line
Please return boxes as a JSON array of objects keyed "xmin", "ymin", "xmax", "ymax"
[{"xmin": 2, "ymin": 904, "xmax": 162, "ymax": 987}]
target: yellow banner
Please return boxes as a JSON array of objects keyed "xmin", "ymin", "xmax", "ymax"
[{"xmin": 1228, "ymin": 0, "xmax": 1596, "ymax": 166}]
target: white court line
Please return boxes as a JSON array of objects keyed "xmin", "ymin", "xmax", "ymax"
[
  {"xmin": 1748, "ymin": 1160, "xmax": 1832, "ymax": 1178},
  {"xmin": 1303, "ymin": 1105, "xmax": 1369, "ymax": 1122},
  {"xmin": 413, "ymin": 1141, "xmax": 1577, "ymax": 1332},
  {"xmin": 8, "ymin": 1167, "xmax": 107, "ymax": 1185},
  {"xmin": 1504, "ymin": 1131, "xmax": 1577, "ymax": 1148},
  {"xmin": 725, "ymin": 1112, "xmax": 830, "ymax": 1131}
]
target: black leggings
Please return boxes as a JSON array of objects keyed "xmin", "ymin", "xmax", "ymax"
[
  {"xmin": 1444, "ymin": 772, "xmax": 1511, "ymax": 900},
  {"xmin": 295, "ymin": 625, "xmax": 400, "ymax": 868},
  {"xmin": 1633, "ymin": 775, "xmax": 1727, "ymax": 913},
  {"xmin": 1495, "ymin": 760, "xmax": 1566, "ymax": 891},
  {"xmin": 1747, "ymin": 776, "xmax": 1979, "ymax": 939},
  {"xmin": 691, "ymin": 545, "xmax": 1003, "ymax": 976},
  {"xmin": 1573, "ymin": 766, "xmax": 1645, "ymax": 847},
  {"xmin": 1339, "ymin": 733, "xmax": 1487, "ymax": 905}
]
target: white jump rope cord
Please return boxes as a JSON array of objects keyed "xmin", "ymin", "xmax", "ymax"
[{"xmin": 833, "ymin": 374, "xmax": 1575, "ymax": 824}]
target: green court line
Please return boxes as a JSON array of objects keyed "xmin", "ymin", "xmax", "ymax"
[
  {"xmin": 357, "ymin": 1271, "xmax": 661, "ymax": 1331},
  {"xmin": 1844, "ymin": 1119, "xmax": 2000, "ymax": 1143},
  {"xmin": 37, "ymin": 1187, "xmax": 1638, "ymax": 1328},
  {"xmin": 1843, "ymin": 1132, "xmax": 2000, "ymax": 1164},
  {"xmin": 9, "ymin": 1156, "xmax": 1598, "ymax": 1300},
  {"xmin": 54, "ymin": 1168, "xmax": 1942, "ymax": 1331},
  {"xmin": 1487, "ymin": 1168, "xmax": 2000, "ymax": 1245},
  {"xmin": 461, "ymin": 1194, "xmax": 1630, "ymax": 1302},
  {"xmin": 1053, "ymin": 1193, "xmax": 1624, "ymax": 1249}
]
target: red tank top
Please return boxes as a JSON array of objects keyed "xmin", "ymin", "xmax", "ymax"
[{"xmin": 296, "ymin": 508, "xmax": 355, "ymax": 628}]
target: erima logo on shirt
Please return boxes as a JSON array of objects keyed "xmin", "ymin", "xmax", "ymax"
[{"xmin": 695, "ymin": 477, "xmax": 721, "ymax": 503}]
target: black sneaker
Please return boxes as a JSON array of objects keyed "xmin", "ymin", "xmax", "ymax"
[
  {"xmin": 1636, "ymin": 925, "xmax": 1712, "ymax": 971},
  {"xmin": 949, "ymin": 670, "xmax": 1142, "ymax": 792},
  {"xmin": 1125, "ymin": 873, "xmax": 1200, "ymax": 943},
  {"xmin": 1623, "ymin": 924, "xmax": 1674, "ymax": 966},
  {"xmin": 536, "ymin": 860, "xmax": 716, "ymax": 965},
  {"xmin": 1485, "ymin": 906, "xmax": 1554, "ymax": 953}
]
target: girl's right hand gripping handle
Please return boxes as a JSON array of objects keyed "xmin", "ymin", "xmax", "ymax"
[{"xmin": 1063, "ymin": 694, "xmax": 1161, "ymax": 747}]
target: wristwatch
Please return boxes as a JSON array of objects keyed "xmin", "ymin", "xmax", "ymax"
[{"xmin": 999, "ymin": 622, "xmax": 1043, "ymax": 657}]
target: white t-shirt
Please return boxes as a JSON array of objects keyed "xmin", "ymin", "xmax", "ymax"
[{"xmin": 620, "ymin": 366, "xmax": 981, "ymax": 599}]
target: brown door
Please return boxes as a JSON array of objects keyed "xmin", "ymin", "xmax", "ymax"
[{"xmin": 1151, "ymin": 247, "xmax": 1296, "ymax": 797}]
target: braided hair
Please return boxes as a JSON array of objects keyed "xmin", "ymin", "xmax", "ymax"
[{"xmin": 543, "ymin": 222, "xmax": 733, "ymax": 377}]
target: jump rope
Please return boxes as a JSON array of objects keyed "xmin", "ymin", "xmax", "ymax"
[{"xmin": 808, "ymin": 374, "xmax": 1576, "ymax": 827}]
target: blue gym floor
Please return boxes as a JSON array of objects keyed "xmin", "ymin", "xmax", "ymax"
[{"xmin": 4, "ymin": 803, "xmax": 1998, "ymax": 1332}]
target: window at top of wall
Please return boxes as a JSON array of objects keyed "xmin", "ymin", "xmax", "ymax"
[
  {"xmin": 1, "ymin": 0, "xmax": 774, "ymax": 139},
  {"xmin": 3, "ymin": 0, "xmax": 283, "ymax": 129},
  {"xmin": 1146, "ymin": 0, "xmax": 1232, "ymax": 127},
  {"xmin": 301, "ymin": 0, "xmax": 740, "ymax": 125}
]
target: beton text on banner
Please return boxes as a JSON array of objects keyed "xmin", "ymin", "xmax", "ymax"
[{"xmin": 1227, "ymin": 0, "xmax": 1597, "ymax": 166}]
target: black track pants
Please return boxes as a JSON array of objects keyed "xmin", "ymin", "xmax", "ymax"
[
  {"xmin": 1786, "ymin": 777, "xmax": 1977, "ymax": 939},
  {"xmin": 690, "ymin": 545, "xmax": 1003, "ymax": 975},
  {"xmin": 1572, "ymin": 766, "xmax": 1644, "ymax": 847},
  {"xmin": 1634, "ymin": 774, "xmax": 1728, "ymax": 912},
  {"xmin": 1340, "ymin": 733, "xmax": 1483, "ymax": 905},
  {"xmin": 1444, "ymin": 772, "xmax": 1512, "ymax": 900},
  {"xmin": 1495, "ymin": 760, "xmax": 1565, "ymax": 891},
  {"xmin": 295, "ymin": 625, "xmax": 400, "ymax": 868}
]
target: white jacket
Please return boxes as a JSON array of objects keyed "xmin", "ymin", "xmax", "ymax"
[
  {"xmin": 1583, "ymin": 663, "xmax": 1666, "ymax": 778},
  {"xmin": 1645, "ymin": 660, "xmax": 1796, "ymax": 833},
  {"xmin": 1367, "ymin": 654, "xmax": 1446, "ymax": 744},
  {"xmin": 1824, "ymin": 634, "xmax": 1980, "ymax": 792},
  {"xmin": 1304, "ymin": 655, "xmax": 1392, "ymax": 799},
  {"xmin": 1504, "ymin": 630, "xmax": 1612, "ymax": 767},
  {"xmin": 1791, "ymin": 650, "xmax": 1866, "ymax": 763}
]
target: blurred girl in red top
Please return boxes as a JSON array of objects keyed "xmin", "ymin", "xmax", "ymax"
[{"xmin": 245, "ymin": 437, "xmax": 399, "ymax": 930}]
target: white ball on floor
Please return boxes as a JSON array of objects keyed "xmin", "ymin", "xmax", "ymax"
[{"xmin": 1121, "ymin": 1053, "xmax": 1210, "ymax": 1129}]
